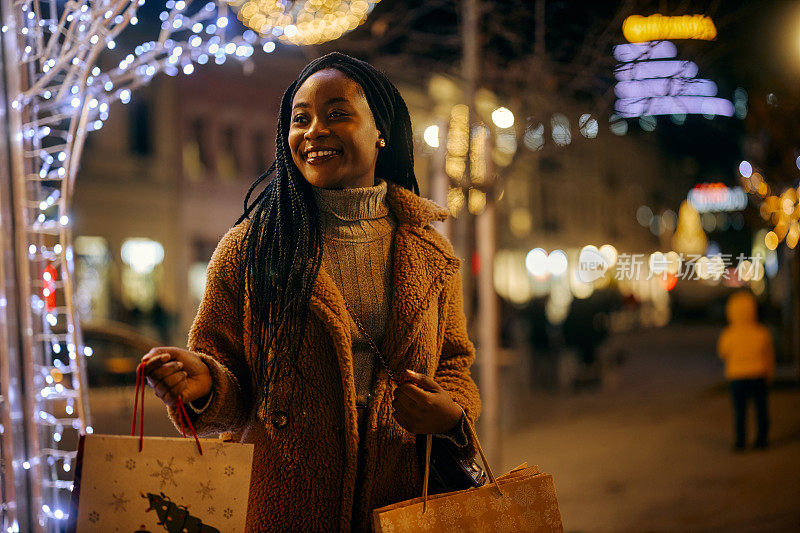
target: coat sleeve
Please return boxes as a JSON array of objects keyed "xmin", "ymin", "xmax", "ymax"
[
  {"xmin": 434, "ymin": 267, "xmax": 481, "ymax": 458},
  {"xmin": 167, "ymin": 224, "xmax": 254, "ymax": 436}
]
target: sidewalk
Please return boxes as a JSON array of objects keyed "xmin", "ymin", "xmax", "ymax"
[{"xmin": 500, "ymin": 325, "xmax": 800, "ymax": 532}]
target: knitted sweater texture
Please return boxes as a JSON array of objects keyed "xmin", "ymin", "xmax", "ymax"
[{"xmin": 312, "ymin": 180, "xmax": 395, "ymax": 408}]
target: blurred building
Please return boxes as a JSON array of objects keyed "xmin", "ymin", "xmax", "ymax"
[{"xmin": 73, "ymin": 53, "xmax": 307, "ymax": 344}]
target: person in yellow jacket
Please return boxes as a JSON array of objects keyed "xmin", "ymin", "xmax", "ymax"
[{"xmin": 717, "ymin": 290, "xmax": 775, "ymax": 450}]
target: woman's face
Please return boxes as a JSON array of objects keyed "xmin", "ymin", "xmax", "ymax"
[{"xmin": 288, "ymin": 69, "xmax": 382, "ymax": 189}]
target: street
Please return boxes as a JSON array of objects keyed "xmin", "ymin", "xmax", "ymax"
[{"xmin": 501, "ymin": 325, "xmax": 800, "ymax": 532}]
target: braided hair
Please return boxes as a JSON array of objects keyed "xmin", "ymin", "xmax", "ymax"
[{"xmin": 235, "ymin": 52, "xmax": 419, "ymax": 406}]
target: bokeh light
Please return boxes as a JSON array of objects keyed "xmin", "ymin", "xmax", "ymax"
[
  {"xmin": 526, "ymin": 248, "xmax": 548, "ymax": 278},
  {"xmin": 491, "ymin": 107, "xmax": 515, "ymax": 129},
  {"xmin": 423, "ymin": 125, "xmax": 439, "ymax": 148}
]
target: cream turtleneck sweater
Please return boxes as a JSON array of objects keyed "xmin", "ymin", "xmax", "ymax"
[{"xmin": 312, "ymin": 179, "xmax": 396, "ymax": 409}]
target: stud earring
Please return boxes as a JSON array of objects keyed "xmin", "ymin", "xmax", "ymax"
[{"xmin": 378, "ymin": 138, "xmax": 386, "ymax": 148}]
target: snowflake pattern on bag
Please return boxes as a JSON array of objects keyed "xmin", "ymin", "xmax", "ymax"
[{"xmin": 74, "ymin": 435, "xmax": 253, "ymax": 533}]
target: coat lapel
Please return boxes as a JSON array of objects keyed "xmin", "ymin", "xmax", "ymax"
[{"xmin": 381, "ymin": 225, "xmax": 459, "ymax": 372}]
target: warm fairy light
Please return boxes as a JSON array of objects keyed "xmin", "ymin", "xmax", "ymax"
[
  {"xmin": 470, "ymin": 126, "xmax": 489, "ymax": 185},
  {"xmin": 230, "ymin": 0, "xmax": 380, "ymax": 45},
  {"xmin": 468, "ymin": 188, "xmax": 487, "ymax": 215},
  {"xmin": 446, "ymin": 187, "xmax": 465, "ymax": 217}
]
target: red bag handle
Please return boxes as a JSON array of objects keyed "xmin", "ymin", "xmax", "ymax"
[{"xmin": 133, "ymin": 360, "xmax": 203, "ymax": 455}]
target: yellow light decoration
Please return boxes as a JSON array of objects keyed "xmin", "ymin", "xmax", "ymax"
[
  {"xmin": 787, "ymin": 221, "xmax": 800, "ymax": 249},
  {"xmin": 468, "ymin": 188, "xmax": 487, "ymax": 215},
  {"xmin": 470, "ymin": 125, "xmax": 489, "ymax": 185},
  {"xmin": 672, "ymin": 200, "xmax": 707, "ymax": 255},
  {"xmin": 229, "ymin": 0, "xmax": 381, "ymax": 45},
  {"xmin": 447, "ymin": 105, "xmax": 470, "ymax": 158},
  {"xmin": 764, "ymin": 231, "xmax": 779, "ymax": 250},
  {"xmin": 622, "ymin": 14, "xmax": 717, "ymax": 43},
  {"xmin": 447, "ymin": 187, "xmax": 465, "ymax": 217}
]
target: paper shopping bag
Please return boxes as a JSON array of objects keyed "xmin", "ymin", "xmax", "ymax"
[
  {"xmin": 373, "ymin": 464, "xmax": 563, "ymax": 532},
  {"xmin": 69, "ymin": 362, "xmax": 254, "ymax": 532},
  {"xmin": 70, "ymin": 434, "xmax": 253, "ymax": 532},
  {"xmin": 373, "ymin": 413, "xmax": 563, "ymax": 533}
]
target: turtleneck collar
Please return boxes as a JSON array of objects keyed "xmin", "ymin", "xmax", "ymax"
[{"xmin": 312, "ymin": 179, "xmax": 389, "ymax": 221}]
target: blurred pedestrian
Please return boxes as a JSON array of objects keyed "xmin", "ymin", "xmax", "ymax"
[
  {"xmin": 717, "ymin": 290, "xmax": 775, "ymax": 451},
  {"xmin": 139, "ymin": 52, "xmax": 480, "ymax": 531}
]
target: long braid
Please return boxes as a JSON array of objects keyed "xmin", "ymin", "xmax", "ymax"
[{"xmin": 235, "ymin": 52, "xmax": 420, "ymax": 407}]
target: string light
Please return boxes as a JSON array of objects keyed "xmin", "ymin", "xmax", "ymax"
[{"xmin": 2, "ymin": 0, "xmax": 310, "ymax": 528}]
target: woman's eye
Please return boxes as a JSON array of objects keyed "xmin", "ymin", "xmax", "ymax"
[
  {"xmin": 330, "ymin": 110, "xmax": 347, "ymax": 118},
  {"xmin": 292, "ymin": 115, "xmax": 307, "ymax": 124}
]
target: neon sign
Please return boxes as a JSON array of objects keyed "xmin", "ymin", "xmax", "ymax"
[
  {"xmin": 615, "ymin": 79, "xmax": 718, "ymax": 99},
  {"xmin": 623, "ymin": 14, "xmax": 717, "ymax": 43},
  {"xmin": 615, "ymin": 96, "xmax": 734, "ymax": 118},
  {"xmin": 687, "ymin": 183, "xmax": 748, "ymax": 212},
  {"xmin": 613, "ymin": 41, "xmax": 677, "ymax": 62},
  {"xmin": 614, "ymin": 60, "xmax": 698, "ymax": 81}
]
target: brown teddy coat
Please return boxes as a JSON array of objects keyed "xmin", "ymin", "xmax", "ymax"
[{"xmin": 167, "ymin": 182, "xmax": 481, "ymax": 531}]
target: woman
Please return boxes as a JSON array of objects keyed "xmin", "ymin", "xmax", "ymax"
[
  {"xmin": 718, "ymin": 290, "xmax": 774, "ymax": 450},
  {"xmin": 142, "ymin": 52, "xmax": 480, "ymax": 531}
]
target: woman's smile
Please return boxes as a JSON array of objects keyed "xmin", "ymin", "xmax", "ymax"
[{"xmin": 304, "ymin": 147, "xmax": 343, "ymax": 164}]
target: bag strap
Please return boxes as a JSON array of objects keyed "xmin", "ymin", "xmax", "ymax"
[
  {"xmin": 422, "ymin": 407, "xmax": 503, "ymax": 512},
  {"xmin": 133, "ymin": 360, "xmax": 203, "ymax": 455}
]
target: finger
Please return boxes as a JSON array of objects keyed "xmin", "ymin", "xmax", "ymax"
[
  {"xmin": 143, "ymin": 352, "xmax": 173, "ymax": 375},
  {"xmin": 151, "ymin": 369, "xmax": 185, "ymax": 394},
  {"xmin": 142, "ymin": 347, "xmax": 177, "ymax": 365},
  {"xmin": 403, "ymin": 370, "xmax": 443, "ymax": 393},
  {"xmin": 146, "ymin": 361, "xmax": 183, "ymax": 386},
  {"xmin": 397, "ymin": 382, "xmax": 430, "ymax": 404},
  {"xmin": 154, "ymin": 371, "xmax": 187, "ymax": 401},
  {"xmin": 164, "ymin": 380, "xmax": 188, "ymax": 405}
]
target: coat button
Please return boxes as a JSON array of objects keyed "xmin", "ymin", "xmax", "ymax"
[{"xmin": 271, "ymin": 410, "xmax": 288, "ymax": 428}]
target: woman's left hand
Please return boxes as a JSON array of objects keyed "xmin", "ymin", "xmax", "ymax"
[{"xmin": 392, "ymin": 369, "xmax": 463, "ymax": 434}]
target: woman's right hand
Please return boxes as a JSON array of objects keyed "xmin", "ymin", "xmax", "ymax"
[{"xmin": 141, "ymin": 347, "xmax": 212, "ymax": 407}]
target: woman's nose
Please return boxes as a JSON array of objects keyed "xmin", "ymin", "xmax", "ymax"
[{"xmin": 304, "ymin": 117, "xmax": 330, "ymax": 139}]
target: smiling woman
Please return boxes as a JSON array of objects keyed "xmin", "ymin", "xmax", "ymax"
[
  {"xmin": 288, "ymin": 69, "xmax": 384, "ymax": 189},
  {"xmin": 140, "ymin": 52, "xmax": 481, "ymax": 532}
]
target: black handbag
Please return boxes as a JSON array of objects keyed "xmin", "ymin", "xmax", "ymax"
[{"xmin": 415, "ymin": 425, "xmax": 487, "ymax": 494}]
